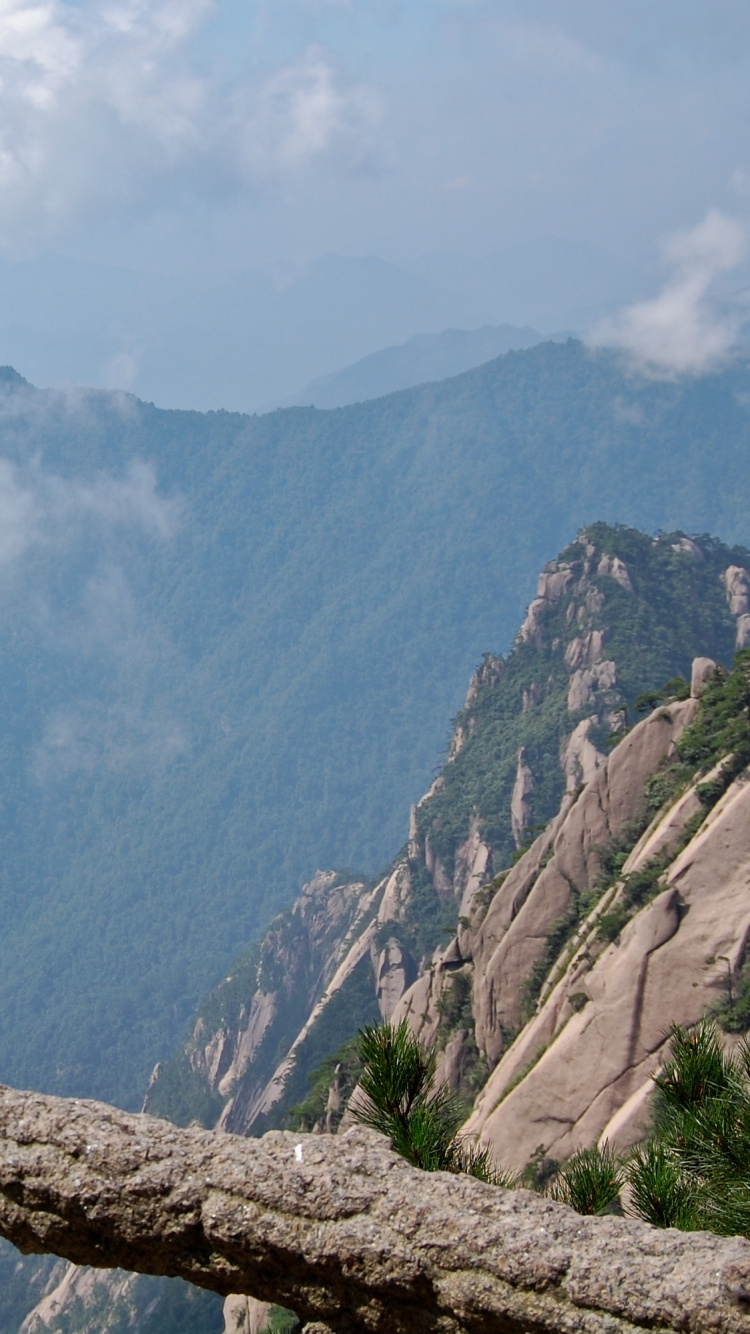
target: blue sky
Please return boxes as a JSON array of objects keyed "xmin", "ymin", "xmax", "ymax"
[
  {"xmin": 1, "ymin": 0, "xmax": 745, "ymax": 269},
  {"xmin": 0, "ymin": 0, "xmax": 749, "ymax": 404}
]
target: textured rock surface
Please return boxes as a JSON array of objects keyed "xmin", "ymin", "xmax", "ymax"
[
  {"xmin": 4, "ymin": 1087, "xmax": 750, "ymax": 1334},
  {"xmin": 724, "ymin": 566, "xmax": 750, "ymax": 647},
  {"xmin": 20, "ymin": 1264, "xmax": 145, "ymax": 1334},
  {"xmin": 464, "ymin": 702, "xmax": 696, "ymax": 1066},
  {"xmin": 510, "ymin": 748, "xmax": 535, "ymax": 846},
  {"xmin": 144, "ymin": 869, "xmax": 385, "ymax": 1136},
  {"xmin": 467, "ymin": 763, "xmax": 750, "ymax": 1170},
  {"xmin": 223, "ymin": 1293, "xmax": 271, "ymax": 1334},
  {"xmin": 690, "ymin": 655, "xmax": 717, "ymax": 696},
  {"xmin": 396, "ymin": 683, "xmax": 750, "ymax": 1167}
]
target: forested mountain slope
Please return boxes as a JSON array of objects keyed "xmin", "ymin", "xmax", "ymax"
[
  {"xmin": 148, "ymin": 524, "xmax": 750, "ymax": 1137},
  {"xmin": 16, "ymin": 523, "xmax": 750, "ymax": 1334},
  {"xmin": 0, "ymin": 344, "xmax": 749, "ymax": 1113}
]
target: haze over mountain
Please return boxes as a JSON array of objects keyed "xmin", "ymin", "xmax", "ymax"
[
  {"xmin": 0, "ymin": 243, "xmax": 620, "ymax": 413},
  {"xmin": 0, "ymin": 340, "xmax": 747, "ymax": 1118},
  {"xmin": 275, "ymin": 323, "xmax": 557, "ymax": 410}
]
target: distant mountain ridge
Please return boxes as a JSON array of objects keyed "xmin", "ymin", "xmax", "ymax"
[
  {"xmin": 0, "ymin": 240, "xmax": 629, "ymax": 411},
  {"xmin": 0, "ymin": 340, "xmax": 749, "ymax": 1125},
  {"xmin": 275, "ymin": 324, "xmax": 553, "ymax": 408}
]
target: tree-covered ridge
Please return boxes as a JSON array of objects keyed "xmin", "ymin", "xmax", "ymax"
[
  {"xmin": 0, "ymin": 340, "xmax": 750, "ymax": 1109},
  {"xmin": 417, "ymin": 524, "xmax": 747, "ymax": 879}
]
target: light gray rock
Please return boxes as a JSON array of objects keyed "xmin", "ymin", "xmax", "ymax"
[
  {"xmin": 468, "ymin": 758, "xmax": 750, "ymax": 1172},
  {"xmin": 724, "ymin": 567, "xmax": 750, "ymax": 646},
  {"xmin": 724, "ymin": 566, "xmax": 750, "ymax": 617},
  {"xmin": 510, "ymin": 748, "xmax": 535, "ymax": 847},
  {"xmin": 596, "ymin": 554, "xmax": 633, "ymax": 592},
  {"xmin": 561, "ymin": 717, "xmax": 607, "ymax": 792},
  {"xmin": 518, "ymin": 563, "xmax": 574, "ymax": 644},
  {"xmin": 223, "ymin": 1294, "xmax": 272, "ymax": 1334},
  {"xmin": 2, "ymin": 1087, "xmax": 750, "ymax": 1333},
  {"xmin": 375, "ymin": 939, "xmax": 415, "ymax": 1021},
  {"xmin": 564, "ymin": 630, "xmax": 605, "ymax": 670},
  {"xmin": 671, "ymin": 538, "xmax": 703, "ymax": 560},
  {"xmin": 455, "ymin": 700, "xmax": 696, "ymax": 1072},
  {"xmin": 566, "ymin": 659, "xmax": 616, "ymax": 712},
  {"xmin": 691, "ymin": 656, "xmax": 717, "ymax": 697}
]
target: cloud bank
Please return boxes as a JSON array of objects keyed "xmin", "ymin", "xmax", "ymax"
[
  {"xmin": 0, "ymin": 456, "xmax": 178, "ymax": 568},
  {"xmin": 235, "ymin": 47, "xmax": 382, "ymax": 176},
  {"xmin": 0, "ymin": 0, "xmax": 381, "ymax": 249},
  {"xmin": 588, "ymin": 210, "xmax": 748, "ymax": 375},
  {"xmin": 0, "ymin": 448, "xmax": 187, "ymax": 777}
]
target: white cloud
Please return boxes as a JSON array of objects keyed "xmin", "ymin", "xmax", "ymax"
[
  {"xmin": 233, "ymin": 47, "xmax": 382, "ymax": 176},
  {"xmin": 104, "ymin": 350, "xmax": 141, "ymax": 391},
  {"xmin": 33, "ymin": 700, "xmax": 188, "ymax": 778},
  {"xmin": 0, "ymin": 455, "xmax": 178, "ymax": 567},
  {"xmin": 31, "ymin": 556, "xmax": 191, "ymax": 774},
  {"xmin": 0, "ymin": 449, "xmax": 190, "ymax": 780},
  {"xmin": 588, "ymin": 209, "xmax": 748, "ymax": 375},
  {"xmin": 0, "ymin": 0, "xmax": 382, "ymax": 249},
  {"xmin": 497, "ymin": 21, "xmax": 602, "ymax": 75}
]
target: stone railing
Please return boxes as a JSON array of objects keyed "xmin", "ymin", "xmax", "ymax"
[{"xmin": 0, "ymin": 1085, "xmax": 749, "ymax": 1333}]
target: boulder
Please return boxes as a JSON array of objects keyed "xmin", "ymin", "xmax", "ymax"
[{"xmin": 2, "ymin": 1088, "xmax": 750, "ymax": 1334}]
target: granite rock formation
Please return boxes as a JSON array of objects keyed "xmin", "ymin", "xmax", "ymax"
[{"xmin": 2, "ymin": 1086, "xmax": 750, "ymax": 1334}]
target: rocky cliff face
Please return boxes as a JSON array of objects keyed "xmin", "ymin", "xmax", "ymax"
[
  {"xmin": 144, "ymin": 869, "xmax": 384, "ymax": 1133},
  {"xmin": 397, "ymin": 698, "xmax": 697, "ymax": 1066},
  {"xmin": 146, "ymin": 524, "xmax": 750, "ymax": 1146},
  {"xmin": 401, "ymin": 679, "xmax": 750, "ymax": 1169},
  {"xmin": 25, "ymin": 522, "xmax": 750, "ymax": 1334}
]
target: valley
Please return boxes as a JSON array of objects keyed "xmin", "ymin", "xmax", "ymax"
[
  {"xmin": 8, "ymin": 520, "xmax": 750, "ymax": 1334},
  {"xmin": 1, "ymin": 349, "xmax": 750, "ymax": 1332}
]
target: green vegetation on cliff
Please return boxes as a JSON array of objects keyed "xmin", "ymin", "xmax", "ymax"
[
  {"xmin": 417, "ymin": 525, "xmax": 746, "ymax": 879},
  {"xmin": 0, "ymin": 343, "xmax": 750, "ymax": 1108}
]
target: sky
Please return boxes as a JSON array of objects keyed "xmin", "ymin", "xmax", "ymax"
[{"xmin": 1, "ymin": 0, "xmax": 750, "ymax": 406}]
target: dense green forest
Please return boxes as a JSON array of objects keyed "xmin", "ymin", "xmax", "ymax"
[{"xmin": 0, "ymin": 342, "xmax": 748, "ymax": 1108}]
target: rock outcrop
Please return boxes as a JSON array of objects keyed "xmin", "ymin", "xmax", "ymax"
[
  {"xmin": 144, "ymin": 870, "xmax": 384, "ymax": 1134},
  {"xmin": 390, "ymin": 659, "xmax": 750, "ymax": 1179},
  {"xmin": 16, "ymin": 523, "xmax": 750, "ymax": 1334},
  {"xmin": 510, "ymin": 748, "xmax": 535, "ymax": 846},
  {"xmin": 724, "ymin": 565, "xmax": 750, "ymax": 648},
  {"xmin": 147, "ymin": 527, "xmax": 747, "ymax": 1144},
  {"xmin": 20, "ymin": 1264, "xmax": 140, "ymax": 1334},
  {"xmin": 3, "ymin": 1085, "xmax": 750, "ymax": 1334},
  {"xmin": 466, "ymin": 759, "xmax": 750, "ymax": 1168},
  {"xmin": 518, "ymin": 560, "xmax": 575, "ymax": 645},
  {"xmin": 397, "ymin": 698, "xmax": 699, "ymax": 1076}
]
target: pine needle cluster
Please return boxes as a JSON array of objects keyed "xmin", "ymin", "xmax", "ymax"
[
  {"xmin": 547, "ymin": 1023, "xmax": 750, "ymax": 1229},
  {"xmin": 627, "ymin": 1020, "xmax": 750, "ymax": 1236},
  {"xmin": 352, "ymin": 1018, "xmax": 750, "ymax": 1236},
  {"xmin": 546, "ymin": 1142, "xmax": 624, "ymax": 1215},
  {"xmin": 351, "ymin": 1021, "xmax": 511, "ymax": 1185}
]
